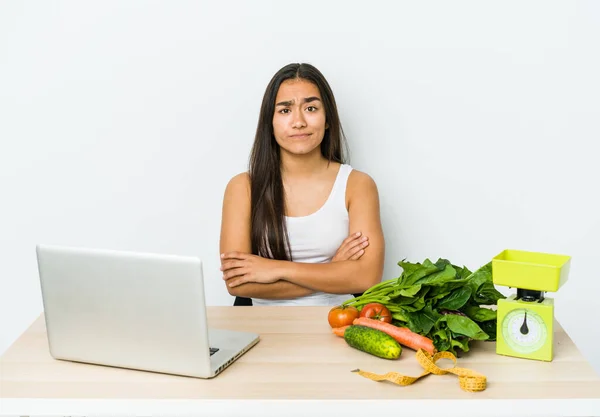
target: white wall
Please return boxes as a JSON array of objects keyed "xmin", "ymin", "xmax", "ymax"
[{"xmin": 1, "ymin": 1, "xmax": 599, "ymax": 374}]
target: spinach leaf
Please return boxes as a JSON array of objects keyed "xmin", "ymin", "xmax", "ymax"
[
  {"xmin": 400, "ymin": 297, "xmax": 426, "ymax": 312},
  {"xmin": 427, "ymin": 281, "xmax": 466, "ymax": 301},
  {"xmin": 404, "ymin": 305, "xmax": 441, "ymax": 334},
  {"xmin": 432, "ymin": 327, "xmax": 451, "ymax": 352},
  {"xmin": 454, "ymin": 265, "xmax": 473, "ymax": 280},
  {"xmin": 391, "ymin": 313, "xmax": 408, "ymax": 324},
  {"xmin": 436, "ymin": 286, "xmax": 472, "ymax": 310},
  {"xmin": 451, "ymin": 336, "xmax": 471, "ymax": 353},
  {"xmin": 400, "ymin": 259, "xmax": 443, "ymax": 287},
  {"xmin": 415, "ymin": 264, "xmax": 457, "ymax": 286},
  {"xmin": 440, "ymin": 315, "xmax": 490, "ymax": 340},
  {"xmin": 398, "ymin": 284, "xmax": 422, "ymax": 297},
  {"xmin": 391, "ymin": 295, "xmax": 419, "ymax": 306},
  {"xmin": 478, "ymin": 320, "xmax": 498, "ymax": 341},
  {"xmin": 462, "ymin": 305, "xmax": 497, "ymax": 322},
  {"xmin": 474, "ymin": 282, "xmax": 505, "ymax": 305},
  {"xmin": 397, "ymin": 260, "xmax": 423, "ymax": 277},
  {"xmin": 434, "ymin": 258, "xmax": 452, "ymax": 269},
  {"xmin": 466, "ymin": 262, "xmax": 493, "ymax": 294}
]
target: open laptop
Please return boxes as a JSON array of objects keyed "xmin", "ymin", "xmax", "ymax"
[{"xmin": 35, "ymin": 244, "xmax": 259, "ymax": 378}]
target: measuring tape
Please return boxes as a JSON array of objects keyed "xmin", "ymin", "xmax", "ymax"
[{"xmin": 352, "ymin": 348, "xmax": 487, "ymax": 392}]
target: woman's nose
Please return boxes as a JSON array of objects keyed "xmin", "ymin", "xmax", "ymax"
[{"xmin": 292, "ymin": 111, "xmax": 307, "ymax": 128}]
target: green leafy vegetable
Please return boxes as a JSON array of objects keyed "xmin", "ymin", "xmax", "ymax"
[
  {"xmin": 403, "ymin": 305, "xmax": 440, "ymax": 334},
  {"xmin": 440, "ymin": 315, "xmax": 489, "ymax": 341},
  {"xmin": 342, "ymin": 259, "xmax": 505, "ymax": 355},
  {"xmin": 436, "ymin": 286, "xmax": 472, "ymax": 310},
  {"xmin": 463, "ymin": 306, "xmax": 497, "ymax": 322}
]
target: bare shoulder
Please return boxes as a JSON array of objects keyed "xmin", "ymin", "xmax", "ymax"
[
  {"xmin": 345, "ymin": 169, "xmax": 380, "ymax": 212},
  {"xmin": 224, "ymin": 172, "xmax": 251, "ymax": 199},
  {"xmin": 347, "ymin": 169, "xmax": 379, "ymax": 198}
]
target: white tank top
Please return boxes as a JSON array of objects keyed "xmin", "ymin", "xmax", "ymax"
[{"xmin": 252, "ymin": 164, "xmax": 354, "ymax": 306}]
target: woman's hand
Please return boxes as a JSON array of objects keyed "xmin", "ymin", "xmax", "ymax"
[
  {"xmin": 332, "ymin": 232, "xmax": 369, "ymax": 262},
  {"xmin": 221, "ymin": 252, "xmax": 282, "ymax": 288}
]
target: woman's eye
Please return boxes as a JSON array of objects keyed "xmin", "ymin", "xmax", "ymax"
[
  {"xmin": 306, "ymin": 106, "xmax": 318, "ymax": 112},
  {"xmin": 279, "ymin": 108, "xmax": 290, "ymax": 114}
]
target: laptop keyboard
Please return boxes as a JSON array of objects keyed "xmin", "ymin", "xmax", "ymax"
[{"xmin": 209, "ymin": 347, "xmax": 219, "ymax": 356}]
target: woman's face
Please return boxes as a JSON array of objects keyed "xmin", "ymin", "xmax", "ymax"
[{"xmin": 272, "ymin": 78, "xmax": 327, "ymax": 157}]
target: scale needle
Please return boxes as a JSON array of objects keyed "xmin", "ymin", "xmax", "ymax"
[{"xmin": 520, "ymin": 311, "xmax": 529, "ymax": 335}]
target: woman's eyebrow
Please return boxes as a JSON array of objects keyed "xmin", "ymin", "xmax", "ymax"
[
  {"xmin": 275, "ymin": 96, "xmax": 322, "ymax": 107},
  {"xmin": 303, "ymin": 96, "xmax": 322, "ymax": 104}
]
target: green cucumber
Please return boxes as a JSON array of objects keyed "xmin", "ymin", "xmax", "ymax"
[{"xmin": 344, "ymin": 325, "xmax": 402, "ymax": 359}]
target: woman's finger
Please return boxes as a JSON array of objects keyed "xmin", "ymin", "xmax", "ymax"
[
  {"xmin": 228, "ymin": 275, "xmax": 248, "ymax": 287},
  {"xmin": 332, "ymin": 233, "xmax": 367, "ymax": 262},
  {"xmin": 350, "ymin": 249, "xmax": 365, "ymax": 260},
  {"xmin": 348, "ymin": 235, "xmax": 368, "ymax": 251},
  {"xmin": 348, "ymin": 239, "xmax": 369, "ymax": 258},
  {"xmin": 223, "ymin": 267, "xmax": 247, "ymax": 280},
  {"xmin": 342, "ymin": 232, "xmax": 361, "ymax": 246},
  {"xmin": 337, "ymin": 233, "xmax": 364, "ymax": 254},
  {"xmin": 220, "ymin": 260, "xmax": 244, "ymax": 271},
  {"xmin": 341, "ymin": 236, "xmax": 368, "ymax": 257}
]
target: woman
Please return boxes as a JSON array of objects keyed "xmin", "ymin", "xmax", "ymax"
[{"xmin": 219, "ymin": 63, "xmax": 385, "ymax": 306}]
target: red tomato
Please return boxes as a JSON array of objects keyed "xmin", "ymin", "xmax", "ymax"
[
  {"xmin": 359, "ymin": 303, "xmax": 392, "ymax": 323},
  {"xmin": 328, "ymin": 305, "xmax": 359, "ymax": 328}
]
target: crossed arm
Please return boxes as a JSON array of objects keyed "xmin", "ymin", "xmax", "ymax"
[{"xmin": 219, "ymin": 171, "xmax": 385, "ymax": 299}]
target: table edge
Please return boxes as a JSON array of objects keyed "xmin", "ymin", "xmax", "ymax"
[{"xmin": 1, "ymin": 398, "xmax": 599, "ymax": 417}]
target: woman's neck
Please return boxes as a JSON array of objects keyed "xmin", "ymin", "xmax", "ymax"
[{"xmin": 280, "ymin": 149, "xmax": 329, "ymax": 180}]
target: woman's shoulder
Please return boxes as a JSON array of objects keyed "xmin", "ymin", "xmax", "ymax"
[
  {"xmin": 347, "ymin": 168, "xmax": 378, "ymax": 191},
  {"xmin": 224, "ymin": 172, "xmax": 251, "ymax": 199},
  {"xmin": 345, "ymin": 167, "xmax": 379, "ymax": 206},
  {"xmin": 227, "ymin": 171, "xmax": 250, "ymax": 186}
]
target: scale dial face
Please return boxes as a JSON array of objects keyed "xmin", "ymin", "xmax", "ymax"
[{"xmin": 501, "ymin": 308, "xmax": 548, "ymax": 354}]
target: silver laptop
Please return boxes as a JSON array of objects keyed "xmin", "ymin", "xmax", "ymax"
[{"xmin": 35, "ymin": 244, "xmax": 259, "ymax": 378}]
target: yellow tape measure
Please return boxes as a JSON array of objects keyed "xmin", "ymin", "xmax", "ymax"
[{"xmin": 352, "ymin": 349, "xmax": 487, "ymax": 392}]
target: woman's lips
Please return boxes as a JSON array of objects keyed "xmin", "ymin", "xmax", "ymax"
[{"xmin": 290, "ymin": 133, "xmax": 312, "ymax": 138}]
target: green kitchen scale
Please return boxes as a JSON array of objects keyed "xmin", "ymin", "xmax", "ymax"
[{"xmin": 492, "ymin": 249, "xmax": 571, "ymax": 362}]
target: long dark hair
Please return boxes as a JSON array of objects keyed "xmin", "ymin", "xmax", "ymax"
[{"xmin": 249, "ymin": 63, "xmax": 349, "ymax": 261}]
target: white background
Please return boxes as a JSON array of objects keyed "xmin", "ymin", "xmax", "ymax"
[{"xmin": 1, "ymin": 0, "xmax": 598, "ymax": 375}]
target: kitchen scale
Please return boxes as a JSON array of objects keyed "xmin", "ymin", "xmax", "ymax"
[{"xmin": 492, "ymin": 249, "xmax": 571, "ymax": 361}]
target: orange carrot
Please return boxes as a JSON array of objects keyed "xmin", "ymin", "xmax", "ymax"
[
  {"xmin": 332, "ymin": 325, "xmax": 350, "ymax": 337},
  {"xmin": 352, "ymin": 318, "xmax": 436, "ymax": 355}
]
